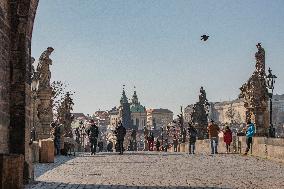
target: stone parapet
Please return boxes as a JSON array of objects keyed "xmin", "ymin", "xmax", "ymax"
[{"xmin": 193, "ymin": 137, "xmax": 284, "ymax": 163}]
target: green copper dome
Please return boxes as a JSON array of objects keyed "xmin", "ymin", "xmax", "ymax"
[{"xmin": 130, "ymin": 104, "xmax": 146, "ymax": 113}]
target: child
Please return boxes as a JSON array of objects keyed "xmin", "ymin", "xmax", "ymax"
[{"xmin": 223, "ymin": 126, "xmax": 233, "ymax": 153}]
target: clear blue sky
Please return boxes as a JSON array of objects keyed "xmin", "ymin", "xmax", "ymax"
[{"xmin": 32, "ymin": 0, "xmax": 284, "ymax": 116}]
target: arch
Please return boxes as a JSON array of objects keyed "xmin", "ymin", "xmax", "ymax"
[{"xmin": 0, "ymin": 0, "xmax": 39, "ymax": 184}]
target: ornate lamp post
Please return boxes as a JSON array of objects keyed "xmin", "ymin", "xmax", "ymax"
[{"xmin": 266, "ymin": 67, "xmax": 277, "ymax": 138}]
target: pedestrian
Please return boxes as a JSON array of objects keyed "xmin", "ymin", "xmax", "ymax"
[
  {"xmin": 223, "ymin": 126, "xmax": 233, "ymax": 153},
  {"xmin": 107, "ymin": 141, "xmax": 113, "ymax": 152},
  {"xmin": 98, "ymin": 140, "xmax": 104, "ymax": 152},
  {"xmin": 164, "ymin": 139, "xmax": 169, "ymax": 152},
  {"xmin": 207, "ymin": 120, "xmax": 220, "ymax": 154},
  {"xmin": 188, "ymin": 123, "xmax": 197, "ymax": 154},
  {"xmin": 114, "ymin": 121, "xmax": 126, "ymax": 155},
  {"xmin": 244, "ymin": 121, "xmax": 255, "ymax": 155},
  {"xmin": 51, "ymin": 122, "xmax": 61, "ymax": 155},
  {"xmin": 173, "ymin": 137, "xmax": 178, "ymax": 152},
  {"xmin": 155, "ymin": 138, "xmax": 160, "ymax": 151},
  {"xmin": 86, "ymin": 120, "xmax": 99, "ymax": 155},
  {"xmin": 148, "ymin": 132, "xmax": 154, "ymax": 151}
]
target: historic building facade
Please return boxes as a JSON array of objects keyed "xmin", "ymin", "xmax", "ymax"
[
  {"xmin": 185, "ymin": 94, "xmax": 284, "ymax": 132},
  {"xmin": 146, "ymin": 109, "xmax": 173, "ymax": 130},
  {"xmin": 130, "ymin": 90, "xmax": 147, "ymax": 131}
]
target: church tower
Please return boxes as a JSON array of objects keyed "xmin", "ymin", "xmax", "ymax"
[{"xmin": 119, "ymin": 86, "xmax": 133, "ymax": 129}]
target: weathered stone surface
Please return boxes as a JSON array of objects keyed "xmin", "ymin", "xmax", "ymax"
[
  {"xmin": 25, "ymin": 152, "xmax": 284, "ymax": 189},
  {"xmin": 0, "ymin": 154, "xmax": 24, "ymax": 189}
]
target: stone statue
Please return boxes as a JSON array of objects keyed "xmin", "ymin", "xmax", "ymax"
[
  {"xmin": 57, "ymin": 92, "xmax": 74, "ymax": 137},
  {"xmin": 30, "ymin": 57, "xmax": 36, "ymax": 80},
  {"xmin": 239, "ymin": 44, "xmax": 269, "ymax": 136},
  {"xmin": 36, "ymin": 47, "xmax": 54, "ymax": 89},
  {"xmin": 190, "ymin": 87, "xmax": 210, "ymax": 139},
  {"xmin": 255, "ymin": 43, "xmax": 265, "ymax": 75}
]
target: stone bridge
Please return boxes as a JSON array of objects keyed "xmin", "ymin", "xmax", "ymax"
[{"xmin": 25, "ymin": 151, "xmax": 284, "ymax": 189}]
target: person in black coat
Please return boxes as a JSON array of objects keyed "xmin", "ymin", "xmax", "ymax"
[
  {"xmin": 115, "ymin": 121, "xmax": 126, "ymax": 155},
  {"xmin": 188, "ymin": 123, "xmax": 197, "ymax": 154},
  {"xmin": 86, "ymin": 120, "xmax": 99, "ymax": 155}
]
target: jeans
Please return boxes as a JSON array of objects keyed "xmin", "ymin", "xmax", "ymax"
[
  {"xmin": 210, "ymin": 137, "xmax": 218, "ymax": 154},
  {"xmin": 245, "ymin": 137, "xmax": 253, "ymax": 153},
  {"xmin": 54, "ymin": 138, "xmax": 61, "ymax": 155},
  {"xmin": 188, "ymin": 143, "xmax": 195, "ymax": 154}
]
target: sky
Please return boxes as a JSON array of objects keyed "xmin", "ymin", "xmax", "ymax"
[{"xmin": 31, "ymin": 0, "xmax": 284, "ymax": 116}]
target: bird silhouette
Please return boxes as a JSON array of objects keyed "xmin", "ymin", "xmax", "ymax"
[{"xmin": 201, "ymin": 35, "xmax": 209, "ymax": 41}]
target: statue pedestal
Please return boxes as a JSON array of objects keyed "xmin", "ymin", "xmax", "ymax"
[
  {"xmin": 39, "ymin": 139, "xmax": 54, "ymax": 163},
  {"xmin": 251, "ymin": 109, "xmax": 269, "ymax": 137},
  {"xmin": 37, "ymin": 88, "xmax": 53, "ymax": 140}
]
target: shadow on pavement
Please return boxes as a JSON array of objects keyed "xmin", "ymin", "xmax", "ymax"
[
  {"xmin": 25, "ymin": 181, "xmax": 234, "ymax": 189},
  {"xmin": 34, "ymin": 155, "xmax": 75, "ymax": 178}
]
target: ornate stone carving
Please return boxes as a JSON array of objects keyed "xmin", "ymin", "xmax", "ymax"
[
  {"xmin": 239, "ymin": 43, "xmax": 269, "ymax": 136},
  {"xmin": 35, "ymin": 47, "xmax": 55, "ymax": 139},
  {"xmin": 36, "ymin": 47, "xmax": 54, "ymax": 90}
]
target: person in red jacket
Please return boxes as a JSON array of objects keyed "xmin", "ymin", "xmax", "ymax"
[{"xmin": 223, "ymin": 126, "xmax": 232, "ymax": 153}]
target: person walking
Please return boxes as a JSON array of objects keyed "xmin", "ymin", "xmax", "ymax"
[
  {"xmin": 148, "ymin": 132, "xmax": 155, "ymax": 151},
  {"xmin": 173, "ymin": 137, "xmax": 178, "ymax": 152},
  {"xmin": 86, "ymin": 120, "xmax": 99, "ymax": 155},
  {"xmin": 207, "ymin": 120, "xmax": 220, "ymax": 154},
  {"xmin": 188, "ymin": 124, "xmax": 197, "ymax": 154},
  {"xmin": 155, "ymin": 138, "xmax": 160, "ymax": 151},
  {"xmin": 51, "ymin": 122, "xmax": 62, "ymax": 155},
  {"xmin": 115, "ymin": 121, "xmax": 126, "ymax": 155},
  {"xmin": 223, "ymin": 126, "xmax": 233, "ymax": 153},
  {"xmin": 244, "ymin": 121, "xmax": 255, "ymax": 155}
]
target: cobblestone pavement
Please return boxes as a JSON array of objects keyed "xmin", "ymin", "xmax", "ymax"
[{"xmin": 25, "ymin": 152, "xmax": 284, "ymax": 189}]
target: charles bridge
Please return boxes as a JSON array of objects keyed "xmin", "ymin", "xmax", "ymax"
[{"xmin": 0, "ymin": 1, "xmax": 284, "ymax": 189}]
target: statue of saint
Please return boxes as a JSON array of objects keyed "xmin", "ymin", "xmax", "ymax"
[
  {"xmin": 255, "ymin": 43, "xmax": 265, "ymax": 74},
  {"xmin": 36, "ymin": 47, "xmax": 54, "ymax": 89}
]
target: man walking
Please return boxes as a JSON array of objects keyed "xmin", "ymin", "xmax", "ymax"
[
  {"xmin": 86, "ymin": 120, "xmax": 99, "ymax": 155},
  {"xmin": 51, "ymin": 122, "xmax": 61, "ymax": 155},
  {"xmin": 188, "ymin": 123, "xmax": 197, "ymax": 154},
  {"xmin": 207, "ymin": 120, "xmax": 220, "ymax": 154},
  {"xmin": 244, "ymin": 121, "xmax": 255, "ymax": 155},
  {"xmin": 115, "ymin": 121, "xmax": 126, "ymax": 155}
]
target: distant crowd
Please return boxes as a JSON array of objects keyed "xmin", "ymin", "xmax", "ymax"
[{"xmin": 50, "ymin": 119, "xmax": 255, "ymax": 156}]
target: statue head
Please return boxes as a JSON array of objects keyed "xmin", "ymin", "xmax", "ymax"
[
  {"xmin": 256, "ymin": 43, "xmax": 261, "ymax": 49},
  {"xmin": 46, "ymin": 47, "xmax": 54, "ymax": 56}
]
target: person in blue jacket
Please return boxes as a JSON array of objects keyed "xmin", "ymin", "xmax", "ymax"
[{"xmin": 244, "ymin": 121, "xmax": 255, "ymax": 155}]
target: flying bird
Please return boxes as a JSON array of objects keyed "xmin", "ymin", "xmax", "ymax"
[{"xmin": 201, "ymin": 35, "xmax": 209, "ymax": 41}]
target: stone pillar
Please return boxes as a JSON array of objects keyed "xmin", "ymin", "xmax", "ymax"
[{"xmin": 37, "ymin": 88, "xmax": 53, "ymax": 139}]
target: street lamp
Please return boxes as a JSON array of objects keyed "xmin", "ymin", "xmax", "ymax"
[{"xmin": 266, "ymin": 67, "xmax": 277, "ymax": 138}]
